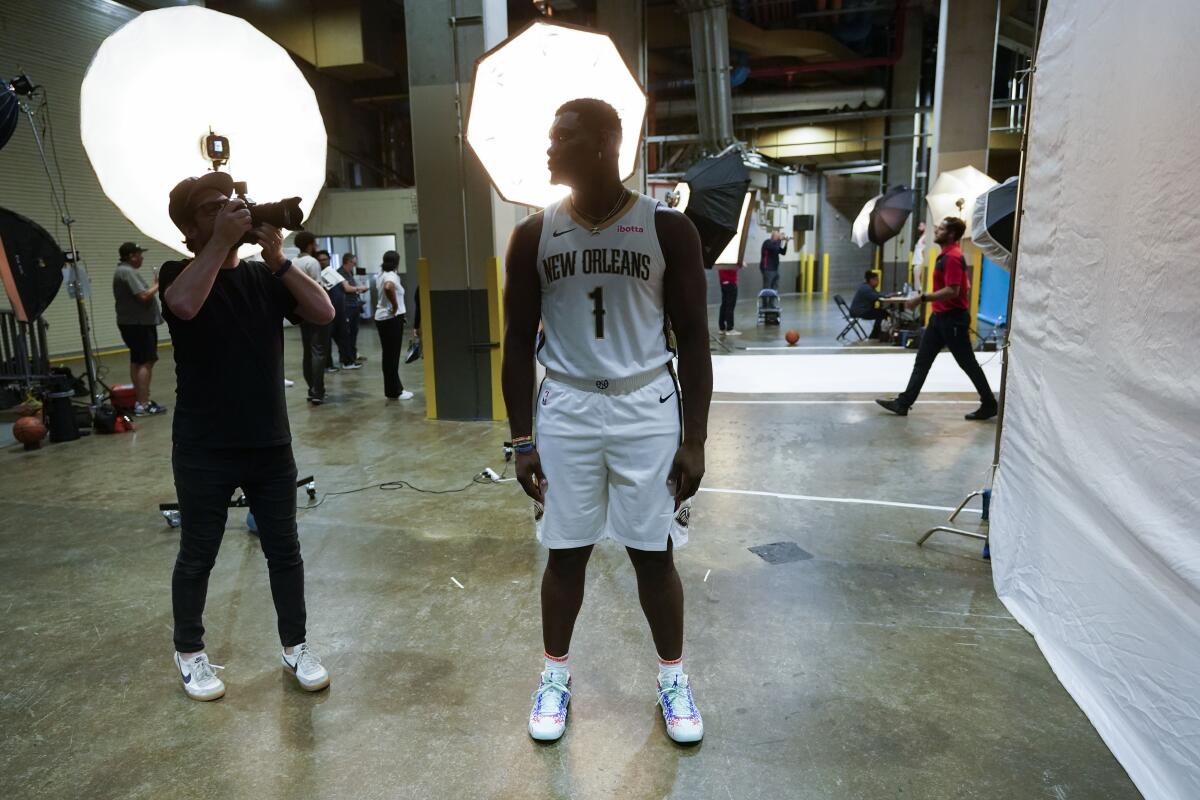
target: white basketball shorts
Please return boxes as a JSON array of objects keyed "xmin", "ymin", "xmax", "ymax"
[{"xmin": 533, "ymin": 368, "xmax": 689, "ymax": 551}]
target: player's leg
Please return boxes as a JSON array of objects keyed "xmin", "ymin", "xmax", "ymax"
[
  {"xmin": 626, "ymin": 541, "xmax": 683, "ymax": 660},
  {"xmin": 527, "ymin": 379, "xmax": 606, "ymax": 741},
  {"xmin": 606, "ymin": 371, "xmax": 703, "ymax": 742},
  {"xmin": 542, "ymin": 544, "xmax": 594, "ymax": 657}
]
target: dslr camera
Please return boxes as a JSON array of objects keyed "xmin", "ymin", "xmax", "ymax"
[
  {"xmin": 201, "ymin": 131, "xmax": 304, "ymax": 244},
  {"xmin": 231, "ymin": 182, "xmax": 304, "ymax": 245}
]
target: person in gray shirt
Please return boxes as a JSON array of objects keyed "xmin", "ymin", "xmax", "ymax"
[{"xmin": 112, "ymin": 242, "xmax": 167, "ymax": 415}]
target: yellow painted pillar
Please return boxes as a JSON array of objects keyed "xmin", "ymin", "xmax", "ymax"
[
  {"xmin": 906, "ymin": 250, "xmax": 914, "ymax": 287},
  {"xmin": 417, "ymin": 257, "xmax": 437, "ymax": 420},
  {"xmin": 821, "ymin": 253, "xmax": 829, "ymax": 295},
  {"xmin": 485, "ymin": 256, "xmax": 507, "ymax": 421},
  {"xmin": 969, "ymin": 249, "xmax": 983, "ymax": 346}
]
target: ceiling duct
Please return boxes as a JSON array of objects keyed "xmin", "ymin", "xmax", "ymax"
[{"xmin": 677, "ymin": 0, "xmax": 735, "ymax": 150}]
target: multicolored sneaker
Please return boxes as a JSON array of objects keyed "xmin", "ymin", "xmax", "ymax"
[
  {"xmin": 528, "ymin": 670, "xmax": 571, "ymax": 741},
  {"xmin": 657, "ymin": 673, "xmax": 703, "ymax": 743}
]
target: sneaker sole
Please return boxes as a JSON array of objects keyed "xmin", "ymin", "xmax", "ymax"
[
  {"xmin": 282, "ymin": 664, "xmax": 330, "ymax": 692},
  {"xmin": 183, "ymin": 684, "xmax": 226, "ymax": 701},
  {"xmin": 528, "ymin": 724, "xmax": 566, "ymax": 742},
  {"xmin": 665, "ymin": 726, "xmax": 704, "ymax": 744}
]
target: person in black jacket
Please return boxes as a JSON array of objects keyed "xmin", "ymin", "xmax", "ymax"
[{"xmin": 759, "ymin": 231, "xmax": 787, "ymax": 291}]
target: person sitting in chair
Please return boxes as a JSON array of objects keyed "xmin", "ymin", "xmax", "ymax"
[{"xmin": 850, "ymin": 270, "xmax": 886, "ymax": 339}]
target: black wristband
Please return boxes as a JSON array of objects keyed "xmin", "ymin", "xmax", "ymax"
[{"xmin": 273, "ymin": 258, "xmax": 293, "ymax": 279}]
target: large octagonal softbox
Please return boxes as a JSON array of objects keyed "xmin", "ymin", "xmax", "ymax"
[{"xmin": 0, "ymin": 207, "xmax": 65, "ymax": 322}]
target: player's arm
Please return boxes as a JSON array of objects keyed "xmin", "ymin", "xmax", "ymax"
[
  {"xmin": 658, "ymin": 207, "xmax": 713, "ymax": 505},
  {"xmin": 501, "ymin": 212, "xmax": 546, "ymax": 503}
]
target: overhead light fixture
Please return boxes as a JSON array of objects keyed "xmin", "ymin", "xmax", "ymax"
[
  {"xmin": 466, "ymin": 20, "xmax": 647, "ymax": 208},
  {"xmin": 80, "ymin": 6, "xmax": 326, "ymax": 255}
]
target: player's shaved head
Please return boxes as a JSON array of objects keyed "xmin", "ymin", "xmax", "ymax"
[{"xmin": 555, "ymin": 98, "xmax": 622, "ymax": 142}]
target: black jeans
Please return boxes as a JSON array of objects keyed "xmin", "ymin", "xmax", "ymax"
[
  {"xmin": 171, "ymin": 444, "xmax": 306, "ymax": 653},
  {"xmin": 342, "ymin": 306, "xmax": 361, "ymax": 365},
  {"xmin": 898, "ymin": 309, "xmax": 996, "ymax": 408},
  {"xmin": 760, "ymin": 268, "xmax": 780, "ymax": 291},
  {"xmin": 718, "ymin": 283, "xmax": 738, "ymax": 331},
  {"xmin": 300, "ymin": 321, "xmax": 331, "ymax": 399},
  {"xmin": 855, "ymin": 307, "xmax": 887, "ymax": 338},
  {"xmin": 376, "ymin": 314, "xmax": 406, "ymax": 398}
]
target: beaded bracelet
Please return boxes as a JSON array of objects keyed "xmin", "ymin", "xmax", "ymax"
[{"xmin": 511, "ymin": 434, "xmax": 535, "ymax": 454}]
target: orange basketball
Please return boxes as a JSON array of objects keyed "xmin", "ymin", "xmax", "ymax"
[
  {"xmin": 785, "ymin": 329, "xmax": 800, "ymax": 346},
  {"xmin": 13, "ymin": 415, "xmax": 47, "ymax": 449}
]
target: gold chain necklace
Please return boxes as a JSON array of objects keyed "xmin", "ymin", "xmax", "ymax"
[{"xmin": 576, "ymin": 189, "xmax": 628, "ymax": 235}]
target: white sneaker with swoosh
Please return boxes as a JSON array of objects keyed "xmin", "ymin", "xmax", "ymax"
[
  {"xmin": 174, "ymin": 652, "xmax": 225, "ymax": 701},
  {"xmin": 282, "ymin": 642, "xmax": 330, "ymax": 691}
]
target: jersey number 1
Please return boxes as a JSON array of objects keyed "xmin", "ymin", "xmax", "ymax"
[{"xmin": 587, "ymin": 287, "xmax": 606, "ymax": 339}]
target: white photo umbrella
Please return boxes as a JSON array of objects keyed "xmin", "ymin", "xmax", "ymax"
[
  {"xmin": 80, "ymin": 6, "xmax": 326, "ymax": 256},
  {"xmin": 852, "ymin": 194, "xmax": 881, "ymax": 247},
  {"xmin": 925, "ymin": 165, "xmax": 997, "ymax": 238},
  {"xmin": 466, "ymin": 20, "xmax": 647, "ymax": 209}
]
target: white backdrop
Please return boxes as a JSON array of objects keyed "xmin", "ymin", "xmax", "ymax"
[{"xmin": 992, "ymin": 2, "xmax": 1200, "ymax": 798}]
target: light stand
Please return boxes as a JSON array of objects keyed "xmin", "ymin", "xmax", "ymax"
[
  {"xmin": 918, "ymin": 5, "xmax": 1044, "ymax": 552},
  {"xmin": 12, "ymin": 79, "xmax": 102, "ymax": 408}
]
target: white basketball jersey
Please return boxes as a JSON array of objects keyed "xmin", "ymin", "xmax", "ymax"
[{"xmin": 536, "ymin": 192, "xmax": 672, "ymax": 379}]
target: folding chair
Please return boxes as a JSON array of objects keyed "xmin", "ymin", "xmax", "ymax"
[{"xmin": 834, "ymin": 295, "xmax": 869, "ymax": 342}]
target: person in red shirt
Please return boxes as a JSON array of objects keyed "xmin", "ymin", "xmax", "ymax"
[
  {"xmin": 717, "ymin": 263, "xmax": 741, "ymax": 336},
  {"xmin": 876, "ymin": 216, "xmax": 997, "ymax": 420}
]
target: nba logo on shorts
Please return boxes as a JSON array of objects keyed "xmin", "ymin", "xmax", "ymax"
[{"xmin": 541, "ymin": 387, "xmax": 552, "ymax": 405}]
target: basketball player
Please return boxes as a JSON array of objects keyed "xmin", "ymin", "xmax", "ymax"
[{"xmin": 501, "ymin": 98, "xmax": 712, "ymax": 744}]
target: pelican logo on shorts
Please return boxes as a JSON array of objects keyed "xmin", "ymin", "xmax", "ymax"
[
  {"xmin": 674, "ymin": 505, "xmax": 691, "ymax": 529},
  {"xmin": 541, "ymin": 387, "xmax": 552, "ymax": 405},
  {"xmin": 595, "ymin": 379, "xmax": 610, "ymax": 390}
]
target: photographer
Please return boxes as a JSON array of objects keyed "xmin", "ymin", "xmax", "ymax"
[{"xmin": 160, "ymin": 171, "xmax": 335, "ymax": 701}]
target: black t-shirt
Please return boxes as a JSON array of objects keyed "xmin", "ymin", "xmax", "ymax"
[{"xmin": 159, "ymin": 259, "xmax": 298, "ymax": 448}]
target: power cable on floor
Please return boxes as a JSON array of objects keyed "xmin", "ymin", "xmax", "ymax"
[{"xmin": 297, "ymin": 455, "xmax": 512, "ymax": 511}]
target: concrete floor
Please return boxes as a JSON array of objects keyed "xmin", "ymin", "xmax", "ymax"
[{"xmin": 0, "ymin": 294, "xmax": 1140, "ymax": 799}]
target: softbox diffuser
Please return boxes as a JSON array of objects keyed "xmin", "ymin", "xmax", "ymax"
[
  {"xmin": 681, "ymin": 152, "xmax": 751, "ymax": 269},
  {"xmin": 0, "ymin": 207, "xmax": 65, "ymax": 322}
]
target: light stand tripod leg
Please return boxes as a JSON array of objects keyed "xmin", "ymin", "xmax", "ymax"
[{"xmin": 918, "ymin": 490, "xmax": 989, "ymax": 546}]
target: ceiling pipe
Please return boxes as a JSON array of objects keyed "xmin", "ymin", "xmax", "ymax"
[
  {"xmin": 747, "ymin": 0, "xmax": 909, "ymax": 79},
  {"xmin": 656, "ymin": 86, "xmax": 886, "ymax": 118}
]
